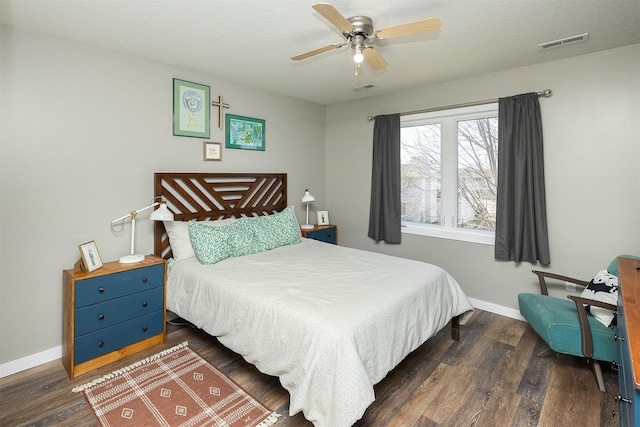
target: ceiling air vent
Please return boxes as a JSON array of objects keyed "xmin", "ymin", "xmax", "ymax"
[
  {"xmin": 350, "ymin": 84, "xmax": 375, "ymax": 91},
  {"xmin": 538, "ymin": 33, "xmax": 589, "ymax": 51}
]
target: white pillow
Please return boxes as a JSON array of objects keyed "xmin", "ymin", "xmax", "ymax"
[
  {"xmin": 580, "ymin": 269, "xmax": 618, "ymax": 327},
  {"xmin": 163, "ymin": 218, "xmax": 237, "ymax": 260}
]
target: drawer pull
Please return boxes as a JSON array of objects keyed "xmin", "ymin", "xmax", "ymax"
[
  {"xmin": 98, "ymin": 314, "xmax": 105, "ymax": 321},
  {"xmin": 614, "ymin": 395, "xmax": 631, "ymax": 404},
  {"xmin": 98, "ymin": 341, "xmax": 104, "ymax": 348},
  {"xmin": 142, "ymin": 326, "xmax": 148, "ymax": 332},
  {"xmin": 142, "ymin": 302, "xmax": 148, "ymax": 307},
  {"xmin": 614, "ymin": 334, "xmax": 625, "ymax": 342},
  {"xmin": 142, "ymin": 277, "xmax": 148, "ymax": 283},
  {"xmin": 98, "ymin": 287, "xmax": 105, "ymax": 294}
]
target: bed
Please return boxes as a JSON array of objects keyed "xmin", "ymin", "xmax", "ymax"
[{"xmin": 153, "ymin": 172, "xmax": 474, "ymax": 427}]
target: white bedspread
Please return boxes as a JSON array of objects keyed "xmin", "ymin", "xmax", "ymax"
[{"xmin": 167, "ymin": 238, "xmax": 473, "ymax": 427}]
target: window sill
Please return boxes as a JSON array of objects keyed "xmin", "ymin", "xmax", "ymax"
[{"xmin": 401, "ymin": 223, "xmax": 495, "ymax": 245}]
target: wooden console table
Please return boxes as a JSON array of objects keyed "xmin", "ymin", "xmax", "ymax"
[{"xmin": 616, "ymin": 257, "xmax": 640, "ymax": 425}]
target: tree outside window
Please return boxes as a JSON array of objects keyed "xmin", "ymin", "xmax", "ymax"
[{"xmin": 401, "ymin": 106, "xmax": 498, "ymax": 241}]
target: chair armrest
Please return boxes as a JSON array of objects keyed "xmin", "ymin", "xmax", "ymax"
[
  {"xmin": 569, "ymin": 296, "xmax": 616, "ymax": 312},
  {"xmin": 567, "ymin": 295, "xmax": 616, "ymax": 359},
  {"xmin": 532, "ymin": 270, "xmax": 590, "ymax": 296}
]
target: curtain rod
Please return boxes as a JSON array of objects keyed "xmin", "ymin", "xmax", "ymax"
[{"xmin": 366, "ymin": 89, "xmax": 552, "ymax": 121}]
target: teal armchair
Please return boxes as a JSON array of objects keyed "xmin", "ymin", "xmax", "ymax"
[{"xmin": 517, "ymin": 257, "xmax": 637, "ymax": 392}]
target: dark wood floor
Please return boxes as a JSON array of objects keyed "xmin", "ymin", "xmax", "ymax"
[{"xmin": 0, "ymin": 310, "xmax": 620, "ymax": 426}]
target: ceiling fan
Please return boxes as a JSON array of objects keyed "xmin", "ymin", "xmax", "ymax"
[{"xmin": 291, "ymin": 3, "xmax": 442, "ymax": 73}]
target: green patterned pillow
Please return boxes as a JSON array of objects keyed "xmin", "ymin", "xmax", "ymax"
[
  {"xmin": 229, "ymin": 217, "xmax": 266, "ymax": 257},
  {"xmin": 188, "ymin": 209, "xmax": 300, "ymax": 264},
  {"xmin": 188, "ymin": 222, "xmax": 233, "ymax": 265},
  {"xmin": 251, "ymin": 206, "xmax": 301, "ymax": 250}
]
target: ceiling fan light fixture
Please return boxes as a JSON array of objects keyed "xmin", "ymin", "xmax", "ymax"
[
  {"xmin": 294, "ymin": 3, "xmax": 441, "ymax": 74},
  {"xmin": 354, "ymin": 45, "xmax": 364, "ymax": 64}
]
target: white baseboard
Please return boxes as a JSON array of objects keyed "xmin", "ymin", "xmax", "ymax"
[
  {"xmin": 0, "ymin": 346, "xmax": 62, "ymax": 379},
  {"xmin": 468, "ymin": 297, "xmax": 524, "ymax": 321},
  {"xmin": 0, "ymin": 302, "xmax": 523, "ymax": 379}
]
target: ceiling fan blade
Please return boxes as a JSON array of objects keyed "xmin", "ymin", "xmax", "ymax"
[
  {"xmin": 291, "ymin": 43, "xmax": 344, "ymax": 61},
  {"xmin": 376, "ymin": 17, "xmax": 442, "ymax": 39},
  {"xmin": 363, "ymin": 47, "xmax": 388, "ymax": 71},
  {"xmin": 312, "ymin": 3, "xmax": 353, "ymax": 33}
]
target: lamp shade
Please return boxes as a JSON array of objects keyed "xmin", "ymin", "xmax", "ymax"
[
  {"xmin": 149, "ymin": 201, "xmax": 174, "ymax": 221},
  {"xmin": 301, "ymin": 190, "xmax": 316, "ymax": 203}
]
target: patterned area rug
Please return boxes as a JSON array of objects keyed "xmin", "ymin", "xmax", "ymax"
[{"xmin": 73, "ymin": 342, "xmax": 278, "ymax": 426}]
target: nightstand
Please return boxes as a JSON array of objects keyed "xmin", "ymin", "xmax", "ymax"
[
  {"xmin": 62, "ymin": 255, "xmax": 166, "ymax": 379},
  {"xmin": 301, "ymin": 224, "xmax": 337, "ymax": 244}
]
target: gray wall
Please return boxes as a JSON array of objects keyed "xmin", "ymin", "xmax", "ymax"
[
  {"xmin": 0, "ymin": 25, "xmax": 326, "ymax": 365},
  {"xmin": 2, "ymin": 23, "xmax": 638, "ymax": 371},
  {"xmin": 325, "ymin": 44, "xmax": 640, "ymax": 313}
]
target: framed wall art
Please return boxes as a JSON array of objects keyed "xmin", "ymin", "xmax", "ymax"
[
  {"xmin": 173, "ymin": 78, "xmax": 210, "ymax": 138},
  {"xmin": 78, "ymin": 240, "xmax": 103, "ymax": 272},
  {"xmin": 225, "ymin": 114, "xmax": 265, "ymax": 151},
  {"xmin": 203, "ymin": 141, "xmax": 222, "ymax": 161}
]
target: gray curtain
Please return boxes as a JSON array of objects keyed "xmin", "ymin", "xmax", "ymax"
[
  {"xmin": 495, "ymin": 93, "xmax": 550, "ymax": 264},
  {"xmin": 368, "ymin": 114, "xmax": 401, "ymax": 243}
]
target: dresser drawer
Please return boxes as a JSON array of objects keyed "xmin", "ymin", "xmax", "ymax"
[
  {"xmin": 75, "ymin": 263, "xmax": 164, "ymax": 307},
  {"xmin": 306, "ymin": 227, "xmax": 336, "ymax": 244},
  {"xmin": 74, "ymin": 310, "xmax": 164, "ymax": 365},
  {"xmin": 74, "ymin": 287, "xmax": 164, "ymax": 337}
]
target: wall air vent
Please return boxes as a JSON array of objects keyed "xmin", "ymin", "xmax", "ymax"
[
  {"xmin": 538, "ymin": 33, "xmax": 589, "ymax": 51},
  {"xmin": 350, "ymin": 84, "xmax": 375, "ymax": 91}
]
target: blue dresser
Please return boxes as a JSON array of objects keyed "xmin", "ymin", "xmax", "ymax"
[
  {"xmin": 616, "ymin": 257, "xmax": 640, "ymax": 426},
  {"xmin": 62, "ymin": 255, "xmax": 166, "ymax": 379}
]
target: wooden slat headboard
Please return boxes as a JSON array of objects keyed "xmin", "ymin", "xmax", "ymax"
[{"xmin": 153, "ymin": 172, "xmax": 287, "ymax": 259}]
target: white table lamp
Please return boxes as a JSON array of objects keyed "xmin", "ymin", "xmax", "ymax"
[
  {"xmin": 111, "ymin": 197, "xmax": 174, "ymax": 263},
  {"xmin": 301, "ymin": 189, "xmax": 316, "ymax": 230}
]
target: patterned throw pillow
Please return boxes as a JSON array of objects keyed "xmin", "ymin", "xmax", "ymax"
[
  {"xmin": 188, "ymin": 208, "xmax": 301, "ymax": 265},
  {"xmin": 164, "ymin": 218, "xmax": 237, "ymax": 260},
  {"xmin": 580, "ymin": 269, "xmax": 618, "ymax": 327},
  {"xmin": 229, "ymin": 218, "xmax": 266, "ymax": 257},
  {"xmin": 187, "ymin": 222, "xmax": 233, "ymax": 265},
  {"xmin": 251, "ymin": 206, "xmax": 301, "ymax": 250}
]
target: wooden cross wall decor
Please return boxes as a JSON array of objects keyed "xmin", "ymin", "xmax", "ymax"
[{"xmin": 211, "ymin": 95, "xmax": 230, "ymax": 129}]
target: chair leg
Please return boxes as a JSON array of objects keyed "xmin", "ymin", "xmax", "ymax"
[
  {"xmin": 592, "ymin": 360, "xmax": 606, "ymax": 393},
  {"xmin": 537, "ymin": 347, "xmax": 556, "ymax": 357}
]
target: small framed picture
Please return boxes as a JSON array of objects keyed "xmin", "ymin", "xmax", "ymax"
[
  {"xmin": 225, "ymin": 114, "xmax": 265, "ymax": 151},
  {"xmin": 317, "ymin": 211, "xmax": 330, "ymax": 225},
  {"xmin": 78, "ymin": 241, "xmax": 103, "ymax": 273},
  {"xmin": 203, "ymin": 141, "xmax": 222, "ymax": 161}
]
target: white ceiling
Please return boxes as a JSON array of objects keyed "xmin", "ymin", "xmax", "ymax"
[{"xmin": 1, "ymin": 0, "xmax": 639, "ymax": 105}]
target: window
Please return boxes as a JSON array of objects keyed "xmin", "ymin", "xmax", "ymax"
[{"xmin": 400, "ymin": 104, "xmax": 498, "ymax": 244}]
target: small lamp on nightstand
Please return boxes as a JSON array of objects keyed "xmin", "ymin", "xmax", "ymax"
[
  {"xmin": 111, "ymin": 197, "xmax": 174, "ymax": 263},
  {"xmin": 300, "ymin": 189, "xmax": 316, "ymax": 230}
]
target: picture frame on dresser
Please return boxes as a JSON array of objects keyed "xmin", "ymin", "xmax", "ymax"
[
  {"xmin": 317, "ymin": 211, "xmax": 330, "ymax": 225},
  {"xmin": 78, "ymin": 240, "xmax": 102, "ymax": 272}
]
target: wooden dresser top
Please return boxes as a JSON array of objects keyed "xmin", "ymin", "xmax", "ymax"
[
  {"xmin": 64, "ymin": 254, "xmax": 164, "ymax": 280},
  {"xmin": 619, "ymin": 256, "xmax": 640, "ymax": 390}
]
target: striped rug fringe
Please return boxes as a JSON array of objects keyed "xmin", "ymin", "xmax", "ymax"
[
  {"xmin": 259, "ymin": 412, "xmax": 280, "ymax": 427},
  {"xmin": 72, "ymin": 341, "xmax": 189, "ymax": 393}
]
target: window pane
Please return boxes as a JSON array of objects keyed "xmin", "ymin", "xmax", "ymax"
[
  {"xmin": 457, "ymin": 118, "xmax": 498, "ymax": 231},
  {"xmin": 401, "ymin": 124, "xmax": 441, "ymax": 225}
]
